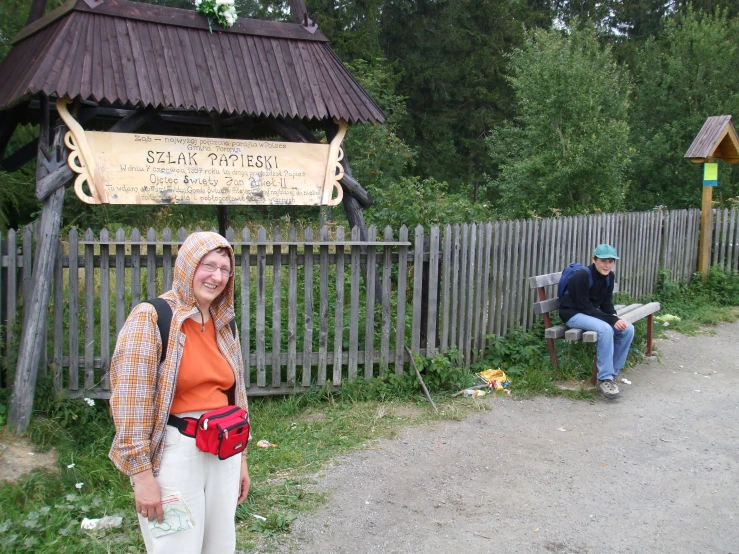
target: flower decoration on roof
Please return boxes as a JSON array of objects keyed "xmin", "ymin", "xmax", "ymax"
[{"xmin": 195, "ymin": 0, "xmax": 238, "ymax": 32}]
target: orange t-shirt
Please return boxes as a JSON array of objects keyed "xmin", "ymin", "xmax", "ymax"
[{"xmin": 170, "ymin": 317, "xmax": 235, "ymax": 414}]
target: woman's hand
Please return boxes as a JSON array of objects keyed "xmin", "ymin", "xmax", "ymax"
[
  {"xmin": 132, "ymin": 469, "xmax": 163, "ymax": 523},
  {"xmin": 238, "ymin": 457, "xmax": 251, "ymax": 504}
]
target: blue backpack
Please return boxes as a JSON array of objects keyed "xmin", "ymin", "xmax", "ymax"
[{"xmin": 557, "ymin": 263, "xmax": 612, "ymax": 298}]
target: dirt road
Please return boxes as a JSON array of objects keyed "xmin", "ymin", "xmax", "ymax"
[{"xmin": 279, "ymin": 320, "xmax": 739, "ymax": 554}]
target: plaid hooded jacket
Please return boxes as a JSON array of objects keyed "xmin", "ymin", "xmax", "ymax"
[{"xmin": 109, "ymin": 232, "xmax": 248, "ymax": 476}]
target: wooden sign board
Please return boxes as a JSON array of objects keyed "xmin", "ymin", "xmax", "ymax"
[{"xmin": 57, "ymin": 99, "xmax": 345, "ymax": 206}]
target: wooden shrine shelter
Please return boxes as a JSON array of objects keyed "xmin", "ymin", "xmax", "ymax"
[
  {"xmin": 684, "ymin": 115, "xmax": 739, "ymax": 275},
  {"xmin": 0, "ymin": 0, "xmax": 385, "ymax": 432},
  {"xmin": 684, "ymin": 115, "xmax": 739, "ymax": 164}
]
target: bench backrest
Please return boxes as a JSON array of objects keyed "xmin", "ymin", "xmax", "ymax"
[{"xmin": 529, "ymin": 272, "xmax": 619, "ymax": 316}]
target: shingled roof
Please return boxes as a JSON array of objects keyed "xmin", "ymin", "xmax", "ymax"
[
  {"xmin": 0, "ymin": 0, "xmax": 385, "ymax": 124},
  {"xmin": 684, "ymin": 115, "xmax": 739, "ymax": 164}
]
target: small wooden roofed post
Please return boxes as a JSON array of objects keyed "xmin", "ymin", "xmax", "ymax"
[
  {"xmin": 1, "ymin": 0, "xmax": 385, "ymax": 433},
  {"xmin": 684, "ymin": 115, "xmax": 739, "ymax": 276}
]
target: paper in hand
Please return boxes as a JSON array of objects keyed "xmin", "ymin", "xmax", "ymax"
[{"xmin": 147, "ymin": 492, "xmax": 196, "ymax": 538}]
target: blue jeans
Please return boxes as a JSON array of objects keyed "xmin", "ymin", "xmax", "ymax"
[{"xmin": 565, "ymin": 314, "xmax": 635, "ymax": 381}]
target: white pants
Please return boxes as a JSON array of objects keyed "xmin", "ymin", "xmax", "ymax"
[{"xmin": 137, "ymin": 414, "xmax": 241, "ymax": 554}]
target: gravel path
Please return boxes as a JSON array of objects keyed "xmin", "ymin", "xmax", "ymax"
[{"xmin": 277, "ymin": 320, "xmax": 739, "ymax": 554}]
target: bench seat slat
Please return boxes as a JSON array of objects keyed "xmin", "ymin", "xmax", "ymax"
[
  {"xmin": 564, "ymin": 329, "xmax": 599, "ymax": 342},
  {"xmin": 544, "ymin": 325, "xmax": 566, "ymax": 339},
  {"xmin": 563, "ymin": 303, "xmax": 661, "ymax": 343},
  {"xmin": 616, "ymin": 303, "xmax": 642, "ymax": 316},
  {"xmin": 620, "ymin": 302, "xmax": 661, "ymax": 323}
]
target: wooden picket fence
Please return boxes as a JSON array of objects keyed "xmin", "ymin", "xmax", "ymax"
[{"xmin": 0, "ymin": 207, "xmax": 735, "ymax": 398}]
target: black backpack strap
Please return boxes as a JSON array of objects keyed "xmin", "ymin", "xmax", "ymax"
[
  {"xmin": 143, "ymin": 298, "xmax": 172, "ymax": 364},
  {"xmin": 143, "ymin": 298, "xmax": 236, "ymax": 365}
]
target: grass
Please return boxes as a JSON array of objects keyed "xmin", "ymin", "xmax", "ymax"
[
  {"xmin": 0, "ymin": 365, "xmax": 485, "ymax": 553},
  {"xmin": 0, "ymin": 266, "xmax": 737, "ymax": 552}
]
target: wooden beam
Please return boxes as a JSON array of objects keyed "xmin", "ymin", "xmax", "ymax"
[
  {"xmin": 0, "ymin": 138, "xmax": 38, "ymax": 172},
  {"xmin": 36, "ymin": 162, "xmax": 71, "ymax": 202},
  {"xmin": 108, "ymin": 106, "xmax": 158, "ymax": 133},
  {"xmin": 0, "ymin": 107, "xmax": 21, "ymax": 162}
]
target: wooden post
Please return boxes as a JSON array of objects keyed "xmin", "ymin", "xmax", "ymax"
[
  {"xmin": 698, "ymin": 183, "xmax": 713, "ymax": 276},
  {"xmin": 209, "ymin": 112, "xmax": 229, "ymax": 237},
  {"xmin": 9, "ymin": 103, "xmax": 157, "ymax": 433},
  {"xmin": 9, "ymin": 101, "xmax": 66, "ymax": 433}
]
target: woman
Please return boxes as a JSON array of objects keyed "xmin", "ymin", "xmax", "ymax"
[{"xmin": 109, "ymin": 232, "xmax": 250, "ymax": 554}]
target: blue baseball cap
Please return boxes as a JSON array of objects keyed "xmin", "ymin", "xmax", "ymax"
[{"xmin": 593, "ymin": 244, "xmax": 619, "ymax": 260}]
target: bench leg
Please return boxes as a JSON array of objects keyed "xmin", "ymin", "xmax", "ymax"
[
  {"xmin": 646, "ymin": 314, "xmax": 654, "ymax": 357},
  {"xmin": 547, "ymin": 338, "xmax": 558, "ymax": 367},
  {"xmin": 538, "ymin": 287, "xmax": 558, "ymax": 367}
]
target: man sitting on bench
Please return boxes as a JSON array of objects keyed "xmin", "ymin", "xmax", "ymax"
[{"xmin": 559, "ymin": 244, "xmax": 634, "ymax": 400}]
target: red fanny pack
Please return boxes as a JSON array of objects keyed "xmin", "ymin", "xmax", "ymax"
[{"xmin": 167, "ymin": 406, "xmax": 250, "ymax": 460}]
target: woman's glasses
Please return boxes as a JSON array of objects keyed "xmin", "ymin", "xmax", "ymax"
[{"xmin": 199, "ymin": 262, "xmax": 233, "ymax": 279}]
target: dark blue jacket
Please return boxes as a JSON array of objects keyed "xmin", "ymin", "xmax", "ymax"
[{"xmin": 559, "ymin": 264, "xmax": 619, "ymax": 326}]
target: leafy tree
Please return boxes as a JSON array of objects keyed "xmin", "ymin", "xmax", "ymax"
[
  {"xmin": 628, "ymin": 8, "xmax": 739, "ymax": 209},
  {"xmin": 307, "ymin": 0, "xmax": 384, "ymax": 61},
  {"xmin": 366, "ymin": 176, "xmax": 490, "ymax": 229},
  {"xmin": 340, "ymin": 58, "xmax": 414, "ymax": 194},
  {"xmin": 378, "ymin": 0, "xmax": 553, "ymax": 192},
  {"xmin": 487, "ymin": 22, "xmax": 632, "ymax": 218}
]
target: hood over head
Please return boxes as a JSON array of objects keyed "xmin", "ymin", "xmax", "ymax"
[{"xmin": 172, "ymin": 232, "xmax": 236, "ymax": 327}]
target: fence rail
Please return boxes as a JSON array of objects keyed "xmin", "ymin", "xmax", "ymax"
[{"xmin": 0, "ymin": 207, "xmax": 735, "ymax": 398}]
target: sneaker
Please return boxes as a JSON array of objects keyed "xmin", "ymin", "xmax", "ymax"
[{"xmin": 597, "ymin": 379, "xmax": 621, "ymax": 399}]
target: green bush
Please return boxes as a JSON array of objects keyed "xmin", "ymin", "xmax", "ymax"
[
  {"xmin": 652, "ymin": 266, "xmax": 739, "ymax": 333},
  {"xmin": 473, "ymin": 325, "xmax": 550, "ymax": 380},
  {"xmin": 655, "ymin": 266, "xmax": 739, "ymax": 312}
]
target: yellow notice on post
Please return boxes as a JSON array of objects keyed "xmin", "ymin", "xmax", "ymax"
[{"xmin": 704, "ymin": 163, "xmax": 718, "ymax": 186}]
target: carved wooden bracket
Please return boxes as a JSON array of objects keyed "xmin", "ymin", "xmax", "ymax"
[
  {"xmin": 56, "ymin": 96, "xmax": 108, "ymax": 203},
  {"xmin": 323, "ymin": 119, "xmax": 346, "ymax": 206}
]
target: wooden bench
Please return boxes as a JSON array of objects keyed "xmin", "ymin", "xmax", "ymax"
[{"xmin": 528, "ymin": 272, "xmax": 661, "ymax": 384}]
